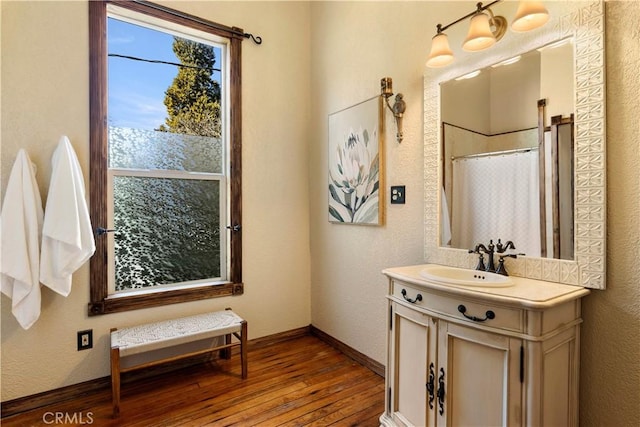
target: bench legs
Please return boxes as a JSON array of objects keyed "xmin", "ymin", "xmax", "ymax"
[
  {"xmin": 110, "ymin": 317, "xmax": 247, "ymax": 417},
  {"xmin": 111, "ymin": 345, "xmax": 121, "ymax": 418},
  {"xmin": 220, "ymin": 333, "xmax": 232, "ymax": 359},
  {"xmin": 224, "ymin": 320, "xmax": 247, "ymax": 378},
  {"xmin": 240, "ymin": 320, "xmax": 248, "ymax": 379}
]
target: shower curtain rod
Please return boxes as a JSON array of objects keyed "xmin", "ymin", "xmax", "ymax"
[
  {"xmin": 443, "ymin": 121, "xmax": 537, "ymax": 137},
  {"xmin": 451, "ymin": 146, "xmax": 538, "ymax": 161}
]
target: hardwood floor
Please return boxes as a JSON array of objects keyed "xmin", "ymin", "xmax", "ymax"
[{"xmin": 2, "ymin": 334, "xmax": 385, "ymax": 426}]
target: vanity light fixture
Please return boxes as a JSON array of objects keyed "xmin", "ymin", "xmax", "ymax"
[
  {"xmin": 462, "ymin": 5, "xmax": 507, "ymax": 52},
  {"xmin": 380, "ymin": 77, "xmax": 406, "ymax": 143},
  {"xmin": 511, "ymin": 1, "xmax": 549, "ymax": 32},
  {"xmin": 426, "ymin": 25, "xmax": 455, "ymax": 68},
  {"xmin": 426, "ymin": 1, "xmax": 550, "ymax": 68}
]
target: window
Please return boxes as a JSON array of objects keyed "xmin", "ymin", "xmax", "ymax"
[{"xmin": 89, "ymin": 1, "xmax": 243, "ymax": 315}]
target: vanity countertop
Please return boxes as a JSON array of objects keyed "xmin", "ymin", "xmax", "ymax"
[{"xmin": 383, "ymin": 264, "xmax": 590, "ymax": 309}]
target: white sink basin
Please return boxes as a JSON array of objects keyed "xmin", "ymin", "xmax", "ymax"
[{"xmin": 419, "ymin": 265, "xmax": 514, "ymax": 287}]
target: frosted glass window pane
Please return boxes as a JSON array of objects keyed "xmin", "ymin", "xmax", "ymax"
[
  {"xmin": 113, "ymin": 176, "xmax": 220, "ymax": 291},
  {"xmin": 109, "ymin": 127, "xmax": 222, "ymax": 173}
]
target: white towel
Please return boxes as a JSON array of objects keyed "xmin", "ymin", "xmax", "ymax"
[
  {"xmin": 1, "ymin": 150, "xmax": 44, "ymax": 329},
  {"xmin": 40, "ymin": 136, "xmax": 95, "ymax": 296}
]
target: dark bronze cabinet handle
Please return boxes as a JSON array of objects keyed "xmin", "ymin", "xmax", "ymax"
[
  {"xmin": 437, "ymin": 367, "xmax": 445, "ymax": 415},
  {"xmin": 426, "ymin": 363, "xmax": 435, "ymax": 409},
  {"xmin": 401, "ymin": 288, "xmax": 423, "ymax": 304},
  {"xmin": 457, "ymin": 304, "xmax": 495, "ymax": 322}
]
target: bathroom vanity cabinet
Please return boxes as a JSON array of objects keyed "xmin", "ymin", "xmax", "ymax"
[{"xmin": 380, "ymin": 265, "xmax": 590, "ymax": 427}]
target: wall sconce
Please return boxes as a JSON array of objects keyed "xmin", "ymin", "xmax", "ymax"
[
  {"xmin": 426, "ymin": 1, "xmax": 549, "ymax": 68},
  {"xmin": 380, "ymin": 77, "xmax": 406, "ymax": 143}
]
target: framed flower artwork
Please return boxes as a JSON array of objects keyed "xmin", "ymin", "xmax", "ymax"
[{"xmin": 328, "ymin": 96, "xmax": 385, "ymax": 225}]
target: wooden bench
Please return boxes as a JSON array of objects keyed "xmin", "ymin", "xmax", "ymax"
[{"xmin": 110, "ymin": 309, "xmax": 247, "ymax": 417}]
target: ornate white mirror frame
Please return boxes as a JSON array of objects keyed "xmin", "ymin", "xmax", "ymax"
[{"xmin": 423, "ymin": 0, "xmax": 606, "ymax": 289}]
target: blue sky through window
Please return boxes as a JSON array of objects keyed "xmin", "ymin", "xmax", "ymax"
[{"xmin": 107, "ymin": 18, "xmax": 222, "ymax": 131}]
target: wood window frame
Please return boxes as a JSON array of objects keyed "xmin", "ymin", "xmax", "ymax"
[{"xmin": 88, "ymin": 0, "xmax": 243, "ymax": 316}]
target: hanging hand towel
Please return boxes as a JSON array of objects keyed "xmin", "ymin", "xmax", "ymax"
[
  {"xmin": 40, "ymin": 136, "xmax": 95, "ymax": 296},
  {"xmin": 1, "ymin": 150, "xmax": 44, "ymax": 329}
]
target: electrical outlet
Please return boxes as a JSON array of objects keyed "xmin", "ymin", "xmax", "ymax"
[
  {"xmin": 391, "ymin": 186, "xmax": 406, "ymax": 204},
  {"xmin": 77, "ymin": 330, "xmax": 93, "ymax": 351}
]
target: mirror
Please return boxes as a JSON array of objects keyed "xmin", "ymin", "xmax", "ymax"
[
  {"xmin": 424, "ymin": 1, "xmax": 606, "ymax": 289},
  {"xmin": 440, "ymin": 41, "xmax": 575, "ymax": 260}
]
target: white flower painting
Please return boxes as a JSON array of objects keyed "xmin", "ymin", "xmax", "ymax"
[{"xmin": 328, "ymin": 96, "xmax": 384, "ymax": 225}]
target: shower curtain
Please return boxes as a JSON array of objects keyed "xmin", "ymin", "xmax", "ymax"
[{"xmin": 451, "ymin": 150, "xmax": 541, "ymax": 257}]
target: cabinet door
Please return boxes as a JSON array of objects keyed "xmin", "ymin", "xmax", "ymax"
[
  {"xmin": 437, "ymin": 321, "xmax": 523, "ymax": 427},
  {"xmin": 390, "ymin": 302, "xmax": 437, "ymax": 427}
]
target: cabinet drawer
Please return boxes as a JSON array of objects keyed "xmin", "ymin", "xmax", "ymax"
[{"xmin": 391, "ymin": 281, "xmax": 524, "ymax": 333}]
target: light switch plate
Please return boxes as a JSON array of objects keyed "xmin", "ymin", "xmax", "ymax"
[{"xmin": 391, "ymin": 186, "xmax": 405, "ymax": 204}]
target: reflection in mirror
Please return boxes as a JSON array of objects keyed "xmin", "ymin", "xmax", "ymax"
[
  {"xmin": 426, "ymin": 0, "xmax": 605, "ymax": 289},
  {"xmin": 439, "ymin": 39, "xmax": 574, "ymax": 260}
]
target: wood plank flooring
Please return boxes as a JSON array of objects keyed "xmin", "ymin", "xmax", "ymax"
[{"xmin": 1, "ymin": 334, "xmax": 385, "ymax": 426}]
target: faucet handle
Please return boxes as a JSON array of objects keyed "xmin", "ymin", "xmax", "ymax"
[
  {"xmin": 495, "ymin": 258, "xmax": 508, "ymax": 276},
  {"xmin": 469, "ymin": 243, "xmax": 485, "ymax": 254},
  {"xmin": 474, "ymin": 253, "xmax": 486, "ymax": 271},
  {"xmin": 496, "ymin": 239, "xmax": 516, "ymax": 253},
  {"xmin": 496, "ymin": 254, "xmax": 518, "ymax": 276}
]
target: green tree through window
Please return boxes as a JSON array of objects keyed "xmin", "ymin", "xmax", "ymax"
[{"xmin": 160, "ymin": 38, "xmax": 222, "ymax": 138}]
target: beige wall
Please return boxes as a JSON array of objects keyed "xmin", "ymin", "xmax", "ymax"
[
  {"xmin": 580, "ymin": 1, "xmax": 640, "ymax": 424},
  {"xmin": 1, "ymin": 1, "xmax": 638, "ymax": 425},
  {"xmin": 490, "ymin": 52, "xmax": 540, "ymax": 133},
  {"xmin": 1, "ymin": 0, "xmax": 312, "ymax": 401},
  {"xmin": 442, "ymin": 72, "xmax": 492, "ymax": 133},
  {"xmin": 540, "ymin": 42, "xmax": 574, "ymax": 119},
  {"xmin": 308, "ymin": 2, "xmax": 639, "ymax": 427},
  {"xmin": 309, "ymin": 0, "xmax": 435, "ymax": 371}
]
